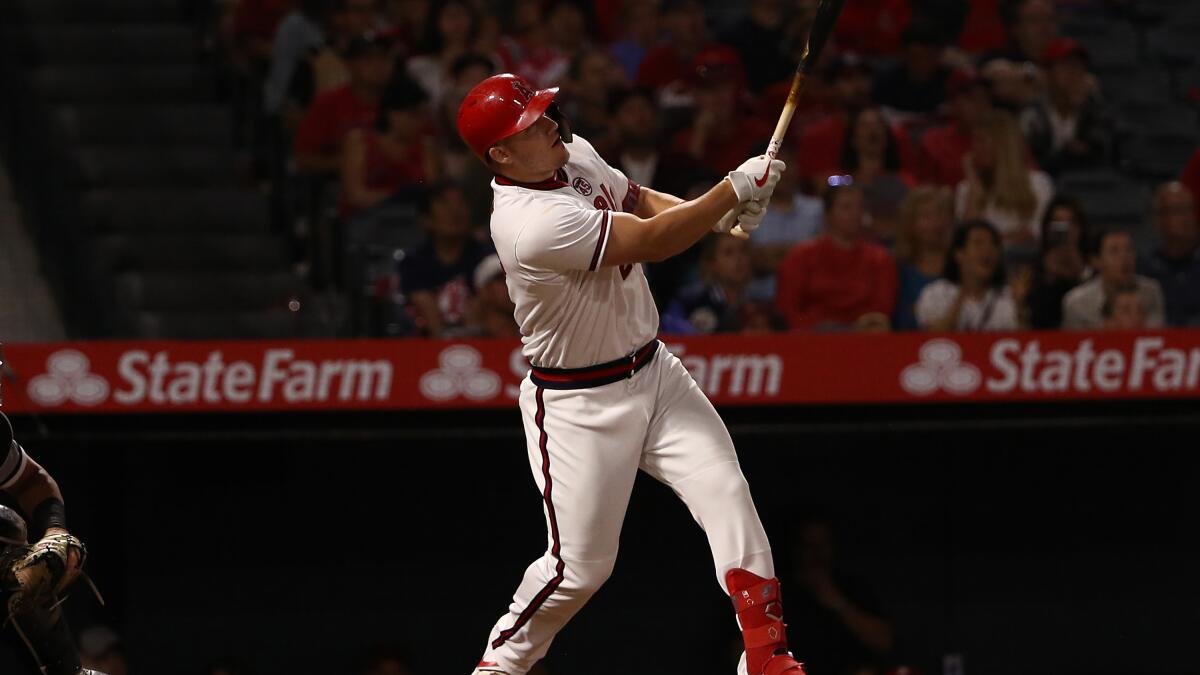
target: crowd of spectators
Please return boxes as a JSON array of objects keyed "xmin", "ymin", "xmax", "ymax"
[{"xmin": 216, "ymin": 0, "xmax": 1200, "ymax": 338}]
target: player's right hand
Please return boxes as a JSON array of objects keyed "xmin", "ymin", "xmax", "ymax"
[{"xmin": 726, "ymin": 155, "xmax": 786, "ymax": 203}]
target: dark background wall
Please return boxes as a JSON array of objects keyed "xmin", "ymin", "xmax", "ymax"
[{"xmin": 5, "ymin": 401, "xmax": 1199, "ymax": 675}]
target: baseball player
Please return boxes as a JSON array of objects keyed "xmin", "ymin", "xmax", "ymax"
[
  {"xmin": 456, "ymin": 73, "xmax": 801, "ymax": 675},
  {"xmin": 0, "ymin": 409, "xmax": 101, "ymax": 675}
]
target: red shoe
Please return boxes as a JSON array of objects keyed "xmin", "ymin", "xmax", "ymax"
[{"xmin": 726, "ymin": 569, "xmax": 806, "ymax": 675}]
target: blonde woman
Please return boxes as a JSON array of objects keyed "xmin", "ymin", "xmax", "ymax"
[
  {"xmin": 893, "ymin": 185, "xmax": 954, "ymax": 330},
  {"xmin": 956, "ymin": 110, "xmax": 1053, "ymax": 250}
]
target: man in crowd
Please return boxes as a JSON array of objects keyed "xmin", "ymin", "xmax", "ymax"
[
  {"xmin": 872, "ymin": 20, "xmax": 953, "ymax": 117},
  {"xmin": 595, "ymin": 87, "xmax": 694, "ymax": 196},
  {"xmin": 467, "ymin": 255, "xmax": 520, "ymax": 338},
  {"xmin": 775, "ymin": 184, "xmax": 897, "ymax": 331},
  {"xmin": 293, "ymin": 30, "xmax": 394, "ymax": 175},
  {"xmin": 1141, "ymin": 182, "xmax": 1200, "ymax": 326},
  {"xmin": 795, "ymin": 53, "xmax": 875, "ymax": 183},
  {"xmin": 918, "ymin": 68, "xmax": 993, "ymax": 186},
  {"xmin": 1019, "ymin": 38, "xmax": 1111, "ymax": 175},
  {"xmin": 662, "ymin": 234, "xmax": 781, "ymax": 334},
  {"xmin": 399, "ymin": 183, "xmax": 492, "ymax": 337},
  {"xmin": 1062, "ymin": 228, "xmax": 1165, "ymax": 329}
]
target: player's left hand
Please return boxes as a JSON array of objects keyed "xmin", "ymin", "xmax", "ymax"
[{"xmin": 713, "ymin": 199, "xmax": 767, "ymax": 239}]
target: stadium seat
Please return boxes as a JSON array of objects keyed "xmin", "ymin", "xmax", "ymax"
[
  {"xmin": 1095, "ymin": 67, "xmax": 1173, "ymax": 107},
  {"xmin": 70, "ymin": 146, "xmax": 249, "ymax": 188},
  {"xmin": 1113, "ymin": 101, "xmax": 1199, "ymax": 137},
  {"xmin": 1072, "ymin": 183, "xmax": 1151, "ymax": 226},
  {"xmin": 114, "ymin": 271, "xmax": 306, "ymax": 312},
  {"xmin": 131, "ymin": 309, "xmax": 306, "ymax": 339},
  {"xmin": 93, "ymin": 234, "xmax": 291, "ymax": 272},
  {"xmin": 31, "ymin": 66, "xmax": 215, "ymax": 104},
  {"xmin": 55, "ymin": 105, "xmax": 234, "ymax": 146},
  {"xmin": 83, "ymin": 189, "xmax": 272, "ymax": 233},
  {"xmin": 3, "ymin": 24, "xmax": 197, "ymax": 65},
  {"xmin": 1119, "ymin": 132, "xmax": 1199, "ymax": 180}
]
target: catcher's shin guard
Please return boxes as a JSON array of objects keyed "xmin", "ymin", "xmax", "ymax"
[{"xmin": 726, "ymin": 569, "xmax": 805, "ymax": 675}]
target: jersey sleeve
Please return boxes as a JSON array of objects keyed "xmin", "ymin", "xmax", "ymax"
[
  {"xmin": 513, "ymin": 200, "xmax": 613, "ymax": 273},
  {"xmin": 0, "ymin": 441, "xmax": 29, "ymax": 491},
  {"xmin": 573, "ymin": 135, "xmax": 643, "ymax": 213}
]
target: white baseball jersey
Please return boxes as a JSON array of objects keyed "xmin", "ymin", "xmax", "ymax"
[{"xmin": 489, "ymin": 135, "xmax": 659, "ymax": 369}]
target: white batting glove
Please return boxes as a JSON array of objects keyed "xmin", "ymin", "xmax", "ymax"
[
  {"xmin": 726, "ymin": 156, "xmax": 786, "ymax": 203},
  {"xmin": 713, "ymin": 199, "xmax": 767, "ymax": 238}
]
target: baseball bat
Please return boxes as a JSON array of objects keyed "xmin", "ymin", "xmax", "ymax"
[{"xmin": 733, "ymin": 0, "xmax": 848, "ymax": 236}]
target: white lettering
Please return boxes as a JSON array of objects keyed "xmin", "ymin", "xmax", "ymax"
[
  {"xmin": 284, "ymin": 360, "xmax": 316, "ymax": 401},
  {"xmin": 986, "ymin": 339, "xmax": 1020, "ymax": 393},
  {"xmin": 114, "ymin": 351, "xmax": 149, "ymax": 404},
  {"xmin": 1072, "ymin": 339, "xmax": 1095, "ymax": 392},
  {"xmin": 1129, "ymin": 337, "xmax": 1162, "ymax": 390},
  {"xmin": 1094, "ymin": 351, "xmax": 1124, "ymax": 391},
  {"xmin": 167, "ymin": 362, "xmax": 200, "ymax": 403},
  {"xmin": 1019, "ymin": 341, "xmax": 1041, "ymax": 392},
  {"xmin": 1039, "ymin": 351, "xmax": 1071, "ymax": 392},
  {"xmin": 202, "ymin": 352, "xmax": 225, "ymax": 403},
  {"xmin": 148, "ymin": 351, "xmax": 171, "ymax": 403},
  {"xmin": 339, "ymin": 360, "xmax": 392, "ymax": 400},
  {"xmin": 259, "ymin": 349, "xmax": 292, "ymax": 401},
  {"xmin": 1154, "ymin": 348, "xmax": 1185, "ymax": 391},
  {"xmin": 224, "ymin": 362, "xmax": 255, "ymax": 402}
]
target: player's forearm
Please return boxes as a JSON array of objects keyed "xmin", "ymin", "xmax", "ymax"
[
  {"xmin": 8, "ymin": 458, "xmax": 67, "ymax": 535},
  {"xmin": 634, "ymin": 187, "xmax": 685, "ymax": 219},
  {"xmin": 637, "ymin": 180, "xmax": 738, "ymax": 261}
]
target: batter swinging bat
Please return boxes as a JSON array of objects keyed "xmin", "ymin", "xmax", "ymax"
[{"xmin": 732, "ymin": 0, "xmax": 849, "ymax": 237}]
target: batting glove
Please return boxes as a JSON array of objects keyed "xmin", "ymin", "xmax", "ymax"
[
  {"xmin": 727, "ymin": 156, "xmax": 786, "ymax": 203},
  {"xmin": 713, "ymin": 199, "xmax": 767, "ymax": 237}
]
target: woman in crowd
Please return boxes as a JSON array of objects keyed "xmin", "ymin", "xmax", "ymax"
[
  {"xmin": 340, "ymin": 76, "xmax": 440, "ymax": 216},
  {"xmin": 836, "ymin": 106, "xmax": 913, "ymax": 243},
  {"xmin": 1027, "ymin": 195, "xmax": 1091, "ymax": 329},
  {"xmin": 916, "ymin": 219, "xmax": 1030, "ymax": 331},
  {"xmin": 892, "ymin": 185, "xmax": 954, "ymax": 331},
  {"xmin": 956, "ymin": 110, "xmax": 1054, "ymax": 255}
]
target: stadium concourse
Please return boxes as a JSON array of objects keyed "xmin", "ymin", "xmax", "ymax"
[{"xmin": 0, "ymin": 0, "xmax": 1199, "ymax": 674}]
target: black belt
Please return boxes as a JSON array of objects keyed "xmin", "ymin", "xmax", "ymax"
[{"xmin": 530, "ymin": 340, "xmax": 659, "ymax": 390}]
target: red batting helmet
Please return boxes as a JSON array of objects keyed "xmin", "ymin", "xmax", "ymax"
[{"xmin": 456, "ymin": 73, "xmax": 561, "ymax": 160}]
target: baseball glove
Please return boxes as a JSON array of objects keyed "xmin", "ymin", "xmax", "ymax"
[{"xmin": 2, "ymin": 532, "xmax": 87, "ymax": 618}]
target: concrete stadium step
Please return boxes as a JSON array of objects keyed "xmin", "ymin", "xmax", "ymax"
[
  {"xmin": 1, "ymin": 24, "xmax": 198, "ymax": 64},
  {"xmin": 130, "ymin": 309, "xmax": 306, "ymax": 339},
  {"xmin": 70, "ymin": 146, "xmax": 249, "ymax": 188},
  {"xmin": 114, "ymin": 270, "xmax": 305, "ymax": 311},
  {"xmin": 3, "ymin": 0, "xmax": 184, "ymax": 23},
  {"xmin": 56, "ymin": 105, "xmax": 233, "ymax": 146},
  {"xmin": 94, "ymin": 234, "xmax": 291, "ymax": 271},
  {"xmin": 32, "ymin": 65, "xmax": 215, "ymax": 104},
  {"xmin": 83, "ymin": 188, "xmax": 272, "ymax": 233}
]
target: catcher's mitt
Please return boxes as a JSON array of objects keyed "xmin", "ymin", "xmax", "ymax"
[{"xmin": 2, "ymin": 532, "xmax": 87, "ymax": 618}]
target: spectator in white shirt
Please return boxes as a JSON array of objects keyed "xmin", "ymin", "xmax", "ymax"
[
  {"xmin": 1062, "ymin": 228, "xmax": 1165, "ymax": 329},
  {"xmin": 916, "ymin": 219, "xmax": 1030, "ymax": 331}
]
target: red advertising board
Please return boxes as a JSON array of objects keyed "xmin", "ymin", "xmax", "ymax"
[{"xmin": 2, "ymin": 331, "xmax": 1200, "ymax": 414}]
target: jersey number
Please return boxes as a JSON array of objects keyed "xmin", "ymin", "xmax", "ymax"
[{"xmin": 594, "ymin": 191, "xmax": 633, "ymax": 280}]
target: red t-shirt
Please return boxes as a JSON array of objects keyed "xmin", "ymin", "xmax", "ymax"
[
  {"xmin": 834, "ymin": 0, "xmax": 911, "ymax": 56},
  {"xmin": 294, "ymin": 85, "xmax": 378, "ymax": 158},
  {"xmin": 917, "ymin": 123, "xmax": 972, "ymax": 186},
  {"xmin": 341, "ymin": 132, "xmax": 430, "ymax": 217},
  {"xmin": 775, "ymin": 235, "xmax": 898, "ymax": 330},
  {"xmin": 959, "ymin": 0, "xmax": 1008, "ymax": 54},
  {"xmin": 1182, "ymin": 148, "xmax": 1200, "ymax": 222}
]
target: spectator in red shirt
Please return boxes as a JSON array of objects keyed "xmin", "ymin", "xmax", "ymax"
[
  {"xmin": 958, "ymin": 0, "xmax": 1008, "ymax": 54},
  {"xmin": 833, "ymin": 0, "xmax": 911, "ymax": 56},
  {"xmin": 293, "ymin": 31, "xmax": 395, "ymax": 174},
  {"xmin": 794, "ymin": 53, "xmax": 874, "ymax": 183},
  {"xmin": 775, "ymin": 184, "xmax": 899, "ymax": 332},
  {"xmin": 341, "ymin": 75, "xmax": 440, "ymax": 216},
  {"xmin": 917, "ymin": 68, "xmax": 993, "ymax": 186},
  {"xmin": 636, "ymin": 0, "xmax": 711, "ymax": 100},
  {"xmin": 672, "ymin": 48, "xmax": 769, "ymax": 176}
]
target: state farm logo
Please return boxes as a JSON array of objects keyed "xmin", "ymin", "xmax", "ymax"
[
  {"xmin": 900, "ymin": 339, "xmax": 981, "ymax": 396},
  {"xmin": 27, "ymin": 350, "xmax": 110, "ymax": 406},
  {"xmin": 420, "ymin": 345, "xmax": 501, "ymax": 401},
  {"xmin": 572, "ymin": 176, "xmax": 593, "ymax": 196}
]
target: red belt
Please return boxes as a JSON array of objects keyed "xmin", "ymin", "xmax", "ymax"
[{"xmin": 530, "ymin": 340, "xmax": 659, "ymax": 390}]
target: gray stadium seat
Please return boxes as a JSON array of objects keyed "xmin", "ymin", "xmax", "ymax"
[
  {"xmin": 1119, "ymin": 132, "xmax": 1199, "ymax": 180},
  {"xmin": 131, "ymin": 310, "xmax": 306, "ymax": 339},
  {"xmin": 1114, "ymin": 101, "xmax": 1199, "ymax": 137},
  {"xmin": 71, "ymin": 146, "xmax": 249, "ymax": 187},
  {"xmin": 1096, "ymin": 68, "xmax": 1173, "ymax": 107},
  {"xmin": 114, "ymin": 271, "xmax": 306, "ymax": 311},
  {"xmin": 55, "ymin": 105, "xmax": 234, "ymax": 146},
  {"xmin": 31, "ymin": 66, "xmax": 215, "ymax": 104},
  {"xmin": 1072, "ymin": 183, "xmax": 1151, "ymax": 226},
  {"xmin": 5, "ymin": 24, "xmax": 197, "ymax": 64},
  {"xmin": 93, "ymin": 234, "xmax": 291, "ymax": 271},
  {"xmin": 83, "ymin": 189, "xmax": 271, "ymax": 233}
]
